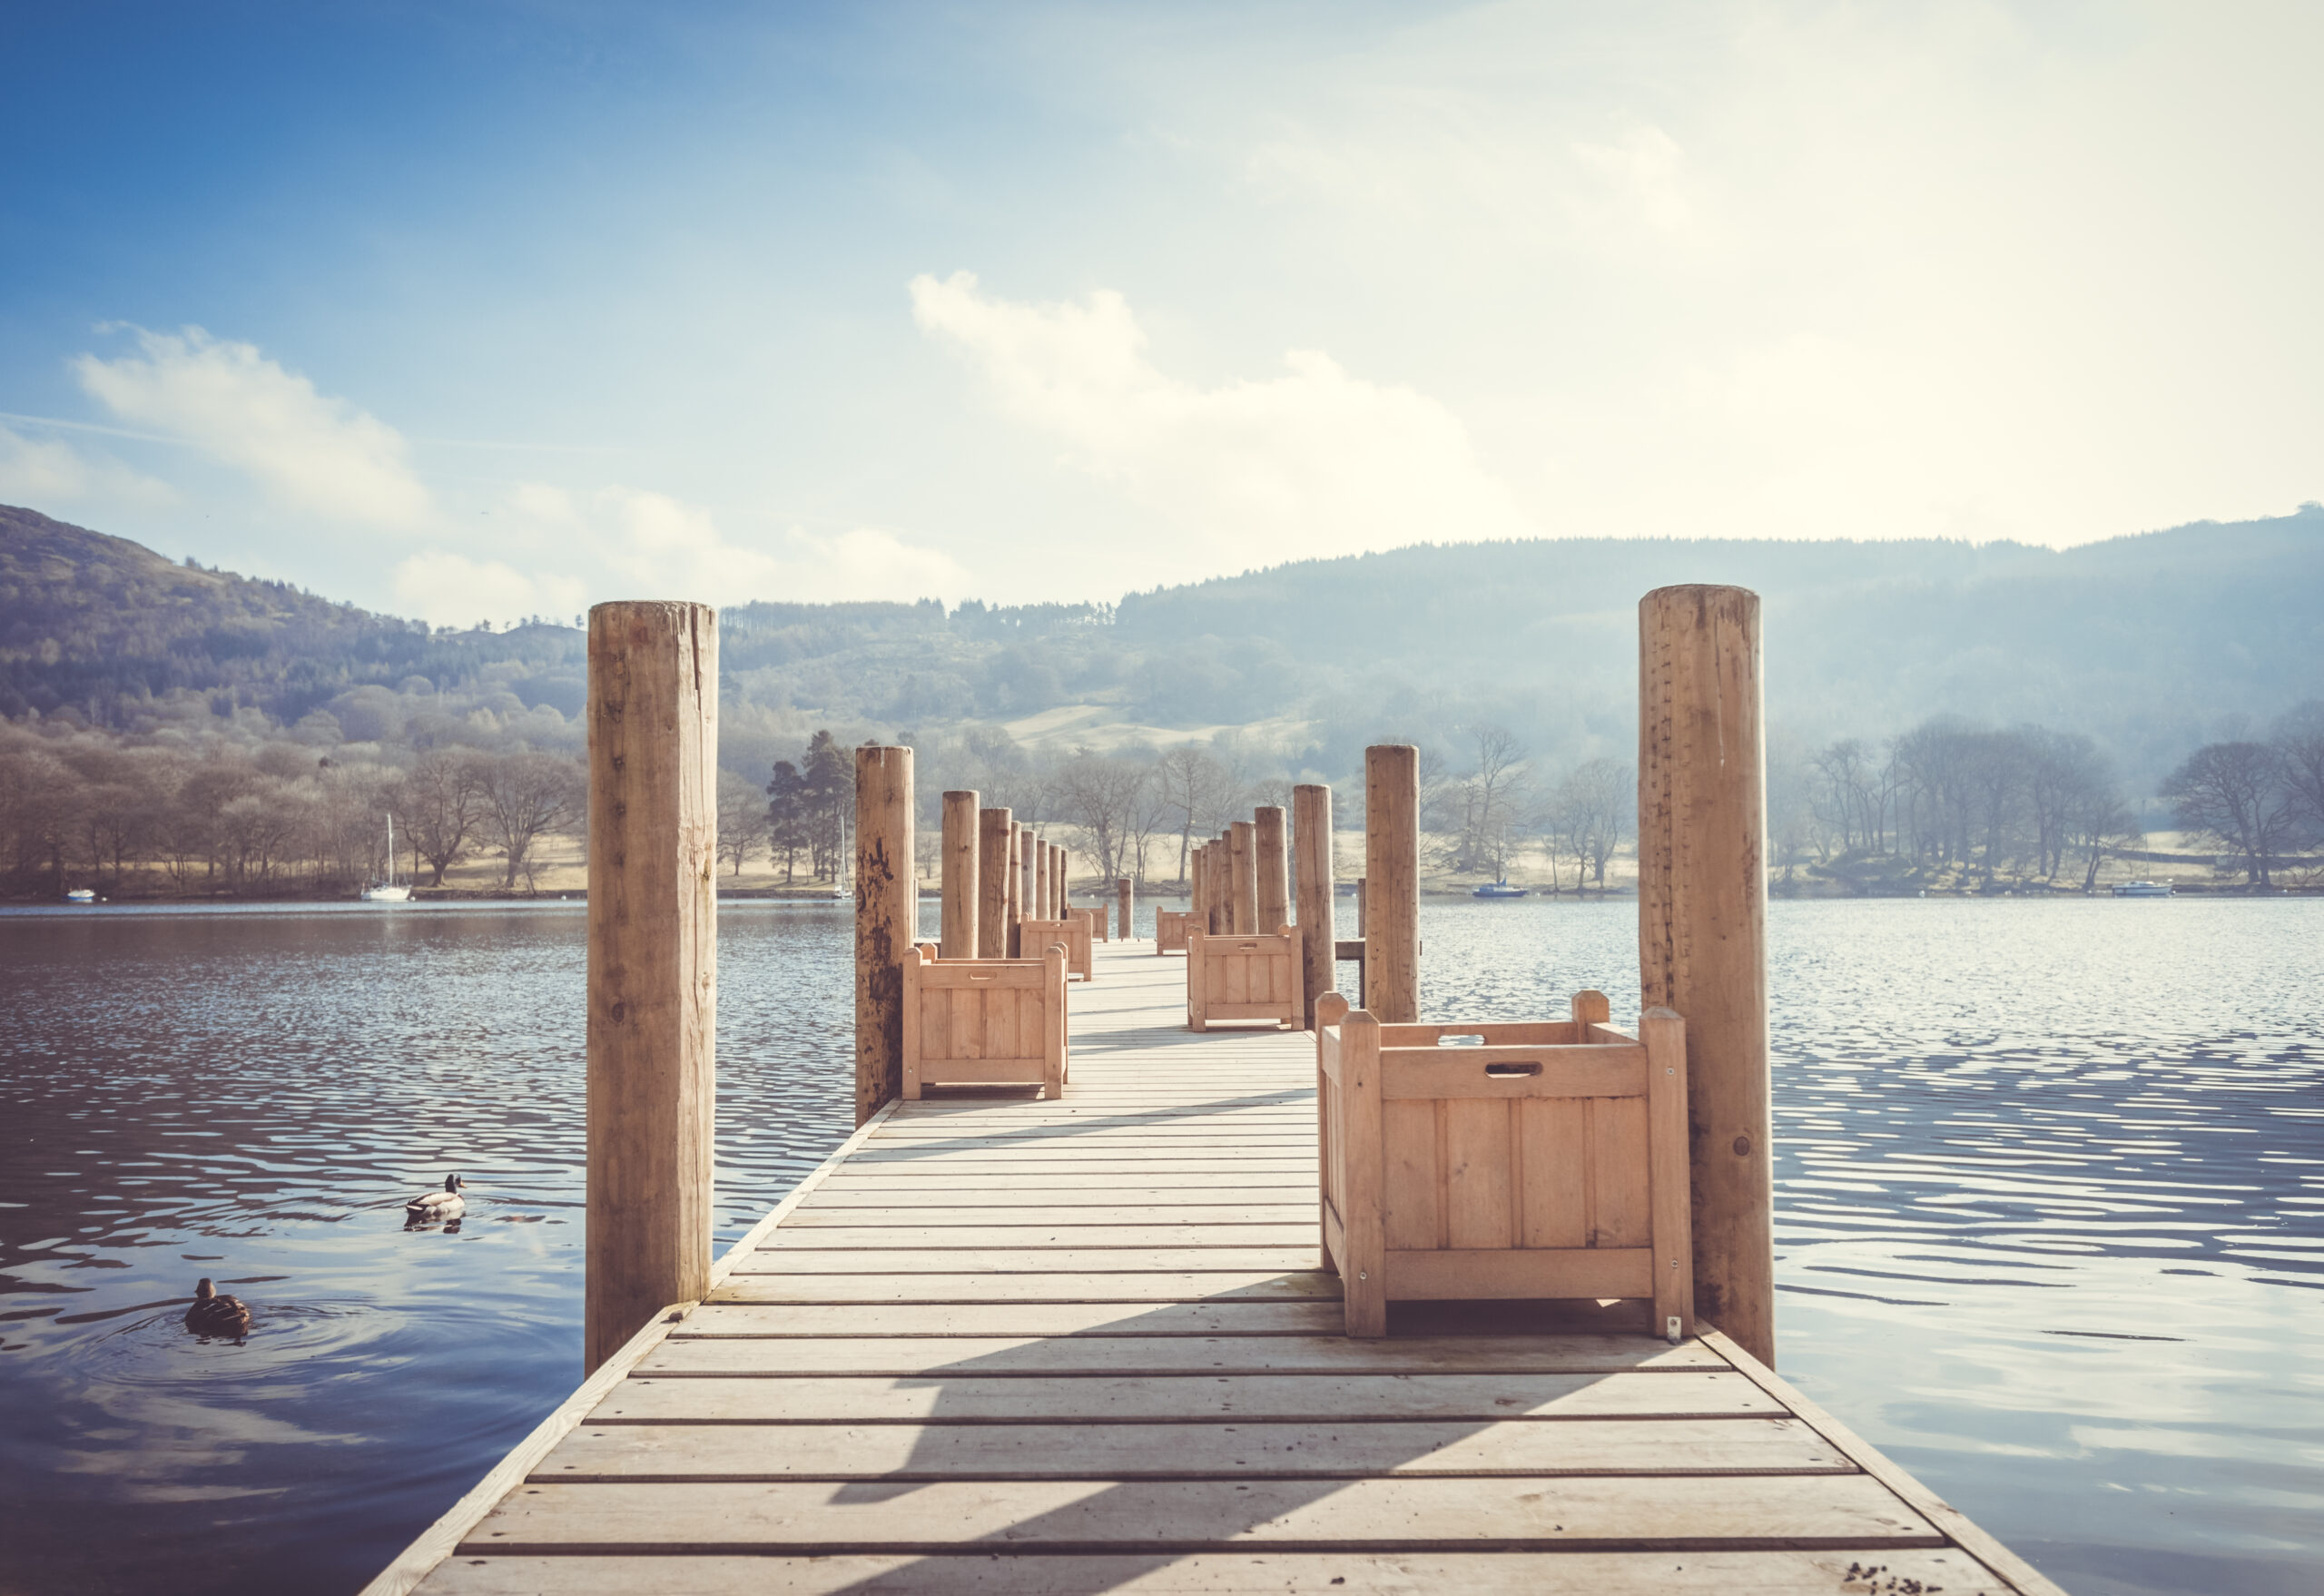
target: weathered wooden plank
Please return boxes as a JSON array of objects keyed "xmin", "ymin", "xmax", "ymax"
[
  {"xmin": 827, "ymin": 1166, "xmax": 1329, "ymax": 1179},
  {"xmin": 418, "ymin": 1548, "xmax": 2019, "ymax": 1596},
  {"xmin": 806, "ymin": 1173, "xmax": 1321, "ymax": 1190},
  {"xmin": 734, "ymin": 1247, "xmax": 1324, "ymax": 1275},
  {"xmin": 761, "ymin": 1224, "xmax": 1321, "ymax": 1249},
  {"xmin": 872, "ymin": 1118, "xmax": 1318, "ymax": 1133},
  {"xmin": 458, "ymin": 1473, "xmax": 1940, "ymax": 1552},
  {"xmin": 1384, "ymin": 1248, "xmax": 1654, "ymax": 1302},
  {"xmin": 811, "ymin": 1176, "xmax": 1315, "ymax": 1195},
  {"xmin": 787, "ymin": 1205, "xmax": 1320, "ymax": 1227},
  {"xmin": 874, "ymin": 1110, "xmax": 1315, "ymax": 1126},
  {"xmin": 534, "ymin": 1416, "xmax": 1851, "ymax": 1482},
  {"xmin": 714, "ymin": 1271, "xmax": 1345, "ymax": 1305},
  {"xmin": 588, "ymin": 1369, "xmax": 1786, "ymax": 1425},
  {"xmin": 677, "ymin": 1300, "xmax": 1351, "ymax": 1337},
  {"xmin": 835, "ymin": 1158, "xmax": 1321, "ymax": 1173},
  {"xmin": 862, "ymin": 1135, "xmax": 1321, "ymax": 1149},
  {"xmin": 794, "ymin": 1179, "xmax": 1310, "ymax": 1207},
  {"xmin": 640, "ymin": 1334, "xmax": 1719, "ymax": 1378}
]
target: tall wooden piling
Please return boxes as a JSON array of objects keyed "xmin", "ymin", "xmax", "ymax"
[
  {"xmin": 1217, "ymin": 836, "xmax": 1236, "ymax": 938},
  {"xmin": 1117, "ymin": 876, "xmax": 1134, "ymax": 941},
  {"xmin": 1256, "ymin": 805, "xmax": 1289, "ymax": 935},
  {"xmin": 1292, "ymin": 783, "xmax": 1334, "ymax": 1028},
  {"xmin": 853, "ymin": 745, "xmax": 914, "ymax": 1126},
  {"xmin": 1050, "ymin": 842, "xmax": 1066, "ymax": 916},
  {"xmin": 1031, "ymin": 838, "xmax": 1048, "ymax": 928},
  {"xmin": 1364, "ymin": 745, "xmax": 1419, "ymax": 1023},
  {"xmin": 1639, "ymin": 584, "xmax": 1774, "ymax": 1367},
  {"xmin": 977, "ymin": 807, "xmax": 1011, "ymax": 960},
  {"xmin": 941, "ymin": 791, "xmax": 979, "ymax": 960},
  {"xmin": 585, "ymin": 600, "xmax": 716, "ymax": 1374},
  {"xmin": 1017, "ymin": 828, "xmax": 1036, "ymax": 954},
  {"xmin": 1228, "ymin": 821, "xmax": 1257, "ymax": 933}
]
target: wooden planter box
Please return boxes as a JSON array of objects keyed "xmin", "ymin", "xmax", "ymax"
[
  {"xmin": 1186, "ymin": 925, "xmax": 1302, "ymax": 1032},
  {"xmin": 1019, "ymin": 915, "xmax": 1092, "ymax": 981},
  {"xmin": 1154, "ymin": 909, "xmax": 1196, "ymax": 954},
  {"xmin": 1315, "ymin": 990, "xmax": 1692, "ymax": 1339},
  {"xmin": 902, "ymin": 944, "xmax": 1068, "ymax": 1099},
  {"xmin": 1076, "ymin": 906, "xmax": 1108, "ymax": 943}
]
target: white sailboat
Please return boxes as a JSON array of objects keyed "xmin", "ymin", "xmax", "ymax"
[{"xmin": 362, "ymin": 814, "xmax": 413, "ymax": 902}]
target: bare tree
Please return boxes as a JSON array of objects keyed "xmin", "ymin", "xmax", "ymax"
[
  {"xmin": 1054, "ymin": 751, "xmax": 1148, "ymax": 881},
  {"xmin": 2274, "ymin": 702, "xmax": 2324, "ymax": 849},
  {"xmin": 2162, "ymin": 740, "xmax": 2296, "ymax": 888},
  {"xmin": 1449, "ymin": 724, "xmax": 1529, "ymax": 875},
  {"xmin": 1126, "ymin": 754, "xmax": 1174, "ymax": 884},
  {"xmin": 477, "ymin": 751, "xmax": 585, "ymax": 891},
  {"xmin": 1812, "ymin": 738, "xmax": 1878, "ymax": 853},
  {"xmin": 1571, "ymin": 758, "xmax": 1632, "ymax": 889},
  {"xmin": 1155, "ymin": 745, "xmax": 1229, "ymax": 884},
  {"xmin": 393, "ymin": 748, "xmax": 485, "ymax": 887},
  {"xmin": 716, "ymin": 768, "xmax": 770, "ymax": 878}
]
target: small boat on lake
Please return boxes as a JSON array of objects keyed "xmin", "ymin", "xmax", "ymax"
[
  {"xmin": 2111, "ymin": 880, "xmax": 2174, "ymax": 898},
  {"xmin": 1472, "ymin": 878, "xmax": 1529, "ymax": 900},
  {"xmin": 361, "ymin": 815, "xmax": 412, "ymax": 902},
  {"xmin": 64, "ymin": 888, "xmax": 96, "ymax": 903}
]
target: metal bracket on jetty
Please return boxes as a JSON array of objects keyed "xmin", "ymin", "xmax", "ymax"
[{"xmin": 363, "ymin": 588, "xmax": 2065, "ymax": 1596}]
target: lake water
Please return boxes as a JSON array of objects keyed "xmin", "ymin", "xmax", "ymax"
[{"xmin": 1, "ymin": 897, "xmax": 2317, "ymax": 1594}]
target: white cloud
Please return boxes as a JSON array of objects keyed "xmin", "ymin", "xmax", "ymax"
[
  {"xmin": 390, "ymin": 485, "xmax": 968, "ymax": 626},
  {"xmin": 909, "ymin": 271, "xmax": 1536, "ymax": 568},
  {"xmin": 392, "ymin": 549, "xmax": 586, "ymax": 628},
  {"xmin": 0, "ymin": 423, "xmax": 176, "ymax": 510},
  {"xmin": 74, "ymin": 326, "xmax": 430, "ymax": 527}
]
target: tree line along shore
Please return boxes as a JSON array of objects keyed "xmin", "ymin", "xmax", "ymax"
[{"xmin": 5, "ymin": 701, "xmax": 2320, "ymax": 901}]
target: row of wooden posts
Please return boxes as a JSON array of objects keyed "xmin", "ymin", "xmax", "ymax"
[
  {"xmin": 939, "ymin": 792, "xmax": 1128, "ymax": 961},
  {"xmin": 577, "ymin": 585, "xmax": 1772, "ymax": 1374}
]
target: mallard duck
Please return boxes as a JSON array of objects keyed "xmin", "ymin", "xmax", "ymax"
[
  {"xmin": 405, "ymin": 1173, "xmax": 466, "ymax": 1222},
  {"xmin": 184, "ymin": 1278, "xmax": 251, "ymax": 1338}
]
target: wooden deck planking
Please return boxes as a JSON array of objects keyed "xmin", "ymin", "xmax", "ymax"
[{"xmin": 390, "ymin": 941, "xmax": 2062, "ymax": 1596}]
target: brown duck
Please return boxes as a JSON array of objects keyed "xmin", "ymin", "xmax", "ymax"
[{"xmin": 184, "ymin": 1278, "xmax": 251, "ymax": 1338}]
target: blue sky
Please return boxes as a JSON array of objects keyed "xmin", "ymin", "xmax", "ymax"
[{"xmin": 3, "ymin": 2, "xmax": 2318, "ymax": 625}]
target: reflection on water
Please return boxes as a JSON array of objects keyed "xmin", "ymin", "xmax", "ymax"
[
  {"xmin": 0, "ymin": 901, "xmax": 854, "ymax": 1595},
  {"xmin": 1, "ymin": 895, "xmax": 2318, "ymax": 1595}
]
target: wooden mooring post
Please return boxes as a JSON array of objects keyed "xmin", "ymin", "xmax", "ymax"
[
  {"xmin": 852, "ymin": 745, "xmax": 914, "ymax": 1125},
  {"xmin": 976, "ymin": 806, "xmax": 1010, "ymax": 959},
  {"xmin": 1639, "ymin": 584, "xmax": 1775, "ymax": 1367},
  {"xmin": 1009, "ymin": 823, "xmax": 1027, "ymax": 955},
  {"xmin": 584, "ymin": 600, "xmax": 716, "ymax": 1374},
  {"xmin": 1117, "ymin": 875, "xmax": 1134, "ymax": 941},
  {"xmin": 1364, "ymin": 744, "xmax": 1419, "ymax": 1023},
  {"xmin": 1256, "ymin": 804, "xmax": 1289, "ymax": 935},
  {"xmin": 1292, "ymin": 783, "xmax": 1333, "ymax": 1027},
  {"xmin": 940, "ymin": 790, "xmax": 979, "ymax": 960},
  {"xmin": 1050, "ymin": 842, "xmax": 1067, "ymax": 916},
  {"xmin": 1228, "ymin": 820, "xmax": 1257, "ymax": 933}
]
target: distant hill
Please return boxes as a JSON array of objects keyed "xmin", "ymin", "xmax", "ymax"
[
  {"xmin": 0, "ymin": 504, "xmax": 581, "ymax": 724},
  {"xmin": 5, "ymin": 500, "xmax": 2319, "ymax": 794}
]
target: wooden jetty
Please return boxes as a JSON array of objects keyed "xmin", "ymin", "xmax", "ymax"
[
  {"xmin": 366, "ymin": 592, "xmax": 2063, "ymax": 1595},
  {"xmin": 372, "ymin": 946, "xmax": 2054, "ymax": 1594}
]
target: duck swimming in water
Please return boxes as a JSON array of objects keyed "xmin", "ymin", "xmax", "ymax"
[
  {"xmin": 405, "ymin": 1173, "xmax": 466, "ymax": 1223},
  {"xmin": 184, "ymin": 1278, "xmax": 251, "ymax": 1338}
]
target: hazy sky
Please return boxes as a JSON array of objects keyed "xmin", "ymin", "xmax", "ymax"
[{"xmin": 2, "ymin": 3, "xmax": 2317, "ymax": 624}]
